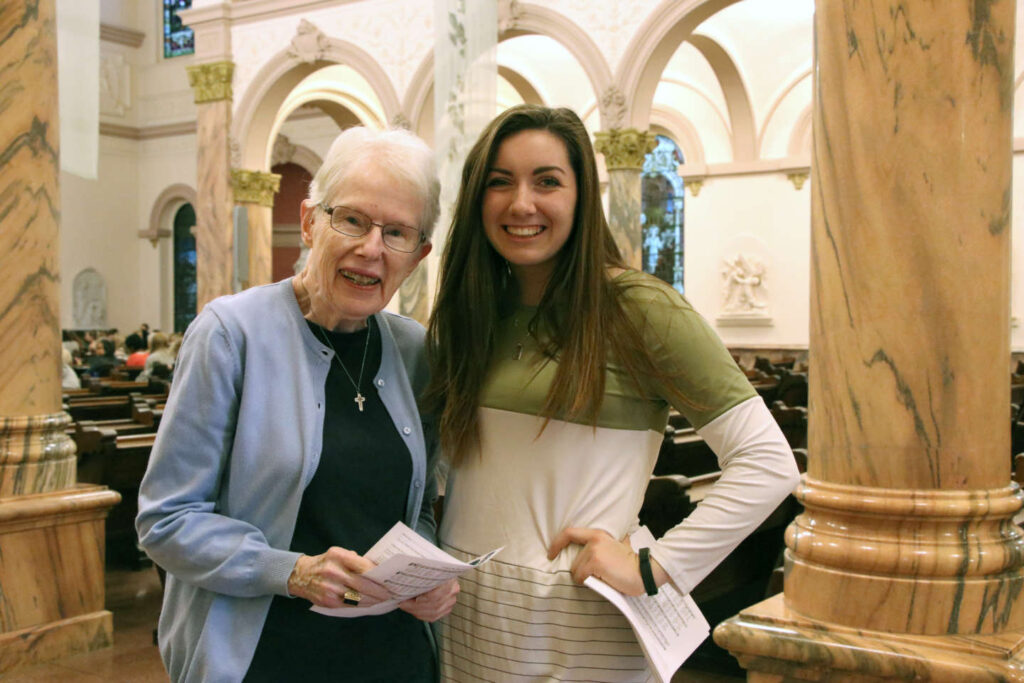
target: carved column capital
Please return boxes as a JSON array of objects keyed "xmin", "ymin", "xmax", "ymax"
[
  {"xmin": 231, "ymin": 169, "xmax": 281, "ymax": 207},
  {"xmin": 594, "ymin": 129, "xmax": 657, "ymax": 171},
  {"xmin": 787, "ymin": 171, "xmax": 809, "ymax": 190},
  {"xmin": 186, "ymin": 61, "xmax": 234, "ymax": 104}
]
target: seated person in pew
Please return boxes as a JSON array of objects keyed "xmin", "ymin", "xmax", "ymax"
[
  {"xmin": 136, "ymin": 126, "xmax": 458, "ymax": 683},
  {"xmin": 136, "ymin": 332, "xmax": 177, "ymax": 384},
  {"xmin": 124, "ymin": 333, "xmax": 149, "ymax": 369},
  {"xmin": 61, "ymin": 347, "xmax": 81, "ymax": 390},
  {"xmin": 86, "ymin": 338, "xmax": 118, "ymax": 378}
]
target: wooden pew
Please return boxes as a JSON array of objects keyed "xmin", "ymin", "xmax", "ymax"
[
  {"xmin": 653, "ymin": 426, "xmax": 718, "ymax": 478},
  {"xmin": 66, "ymin": 395, "xmax": 135, "ymax": 421},
  {"xmin": 770, "ymin": 400, "xmax": 807, "ymax": 450},
  {"xmin": 773, "ymin": 369, "xmax": 808, "ymax": 407},
  {"xmin": 77, "ymin": 432, "xmax": 157, "ymax": 569}
]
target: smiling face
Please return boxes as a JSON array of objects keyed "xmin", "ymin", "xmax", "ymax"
[
  {"xmin": 298, "ymin": 162, "xmax": 432, "ymax": 332},
  {"xmin": 482, "ymin": 129, "xmax": 578, "ymax": 303}
]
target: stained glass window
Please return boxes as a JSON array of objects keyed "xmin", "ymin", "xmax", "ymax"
[
  {"xmin": 163, "ymin": 0, "xmax": 194, "ymax": 59},
  {"xmin": 173, "ymin": 203, "xmax": 197, "ymax": 333},
  {"xmin": 641, "ymin": 135, "xmax": 685, "ymax": 293}
]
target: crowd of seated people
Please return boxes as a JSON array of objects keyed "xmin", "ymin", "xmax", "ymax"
[{"xmin": 62, "ymin": 324, "xmax": 182, "ymax": 385}]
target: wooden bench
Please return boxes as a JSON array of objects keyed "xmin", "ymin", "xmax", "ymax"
[
  {"xmin": 76, "ymin": 431, "xmax": 157, "ymax": 569},
  {"xmin": 770, "ymin": 400, "xmax": 807, "ymax": 449},
  {"xmin": 66, "ymin": 395, "xmax": 135, "ymax": 421}
]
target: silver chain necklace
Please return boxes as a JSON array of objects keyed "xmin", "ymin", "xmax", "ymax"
[{"xmin": 316, "ymin": 323, "xmax": 372, "ymax": 412}]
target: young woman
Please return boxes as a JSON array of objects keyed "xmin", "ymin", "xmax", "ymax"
[{"xmin": 426, "ymin": 105, "xmax": 801, "ymax": 682}]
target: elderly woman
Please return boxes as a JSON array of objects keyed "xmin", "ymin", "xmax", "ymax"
[{"xmin": 137, "ymin": 126, "xmax": 458, "ymax": 683}]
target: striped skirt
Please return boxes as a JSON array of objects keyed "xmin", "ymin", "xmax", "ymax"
[{"xmin": 440, "ymin": 546, "xmax": 653, "ymax": 682}]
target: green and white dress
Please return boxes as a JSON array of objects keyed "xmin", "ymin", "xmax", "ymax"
[{"xmin": 438, "ymin": 272, "xmax": 800, "ymax": 682}]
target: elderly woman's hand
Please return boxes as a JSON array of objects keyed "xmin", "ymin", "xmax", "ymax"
[
  {"xmin": 287, "ymin": 547, "xmax": 391, "ymax": 608},
  {"xmin": 399, "ymin": 578, "xmax": 460, "ymax": 622}
]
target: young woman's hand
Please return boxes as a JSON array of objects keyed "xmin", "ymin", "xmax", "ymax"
[
  {"xmin": 548, "ymin": 527, "xmax": 669, "ymax": 596},
  {"xmin": 399, "ymin": 578, "xmax": 460, "ymax": 622},
  {"xmin": 287, "ymin": 547, "xmax": 391, "ymax": 608}
]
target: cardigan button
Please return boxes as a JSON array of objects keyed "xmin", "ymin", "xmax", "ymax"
[
  {"xmin": 377, "ymin": 379, "xmax": 385, "ymax": 387},
  {"xmin": 413, "ymin": 480, "xmax": 422, "ymax": 489},
  {"xmin": 402, "ymin": 426, "xmax": 412, "ymax": 435}
]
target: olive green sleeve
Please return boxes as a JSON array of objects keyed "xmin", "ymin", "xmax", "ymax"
[{"xmin": 617, "ymin": 272, "xmax": 756, "ymax": 429}]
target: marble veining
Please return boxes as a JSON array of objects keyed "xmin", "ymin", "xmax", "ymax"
[
  {"xmin": 606, "ymin": 171, "xmax": 643, "ymax": 270},
  {"xmin": 194, "ymin": 99, "xmax": 234, "ymax": 309},
  {"xmin": 247, "ymin": 204, "xmax": 272, "ymax": 288},
  {"xmin": 725, "ymin": 1, "xmax": 1023, "ymax": 678},
  {"xmin": 0, "ymin": 1, "xmax": 61, "ymax": 419}
]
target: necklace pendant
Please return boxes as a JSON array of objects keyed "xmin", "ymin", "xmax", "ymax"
[
  {"xmin": 513, "ymin": 343, "xmax": 523, "ymax": 361},
  {"xmin": 354, "ymin": 392, "xmax": 366, "ymax": 412}
]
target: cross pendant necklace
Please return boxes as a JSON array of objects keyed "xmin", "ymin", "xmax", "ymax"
[{"xmin": 316, "ymin": 322, "xmax": 372, "ymax": 413}]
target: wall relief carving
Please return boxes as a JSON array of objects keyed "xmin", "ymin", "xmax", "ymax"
[
  {"xmin": 718, "ymin": 253, "xmax": 772, "ymax": 327},
  {"xmin": 272, "ymin": 134, "xmax": 298, "ymax": 167},
  {"xmin": 72, "ymin": 268, "xmax": 108, "ymax": 330},
  {"xmin": 100, "ymin": 53, "xmax": 131, "ymax": 117},
  {"xmin": 288, "ymin": 19, "xmax": 331, "ymax": 64},
  {"xmin": 599, "ymin": 86, "xmax": 627, "ymax": 129}
]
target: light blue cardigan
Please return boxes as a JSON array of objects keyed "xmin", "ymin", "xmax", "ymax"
[{"xmin": 136, "ymin": 278, "xmax": 438, "ymax": 683}]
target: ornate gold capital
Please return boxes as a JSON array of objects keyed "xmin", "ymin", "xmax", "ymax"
[
  {"xmin": 187, "ymin": 61, "xmax": 234, "ymax": 103},
  {"xmin": 787, "ymin": 171, "xmax": 809, "ymax": 190},
  {"xmin": 231, "ymin": 169, "xmax": 281, "ymax": 207},
  {"xmin": 593, "ymin": 128, "xmax": 657, "ymax": 171}
]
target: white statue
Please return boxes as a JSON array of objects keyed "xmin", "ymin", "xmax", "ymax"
[{"xmin": 721, "ymin": 254, "xmax": 767, "ymax": 314}]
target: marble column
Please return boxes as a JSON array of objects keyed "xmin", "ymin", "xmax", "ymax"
[
  {"xmin": 187, "ymin": 61, "xmax": 235, "ymax": 309},
  {"xmin": 594, "ymin": 129, "xmax": 656, "ymax": 269},
  {"xmin": 713, "ymin": 2, "xmax": 1023, "ymax": 679},
  {"xmin": 231, "ymin": 169, "xmax": 280, "ymax": 289},
  {"xmin": 0, "ymin": 1, "xmax": 120, "ymax": 672}
]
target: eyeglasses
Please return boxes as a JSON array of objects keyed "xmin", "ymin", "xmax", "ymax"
[{"xmin": 319, "ymin": 203, "xmax": 425, "ymax": 253}]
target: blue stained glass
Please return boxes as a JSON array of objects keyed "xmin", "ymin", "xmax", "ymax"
[
  {"xmin": 641, "ymin": 136, "xmax": 685, "ymax": 293},
  {"xmin": 164, "ymin": 0, "xmax": 194, "ymax": 59},
  {"xmin": 173, "ymin": 204, "xmax": 197, "ymax": 333}
]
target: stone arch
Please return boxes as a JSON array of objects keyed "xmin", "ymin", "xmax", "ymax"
[
  {"xmin": 502, "ymin": 3, "xmax": 614, "ymax": 126},
  {"xmin": 498, "ymin": 65, "xmax": 545, "ymax": 105},
  {"xmin": 148, "ymin": 184, "xmax": 197, "ymax": 332},
  {"xmin": 650, "ymin": 106, "xmax": 705, "ymax": 167},
  {"xmin": 687, "ymin": 33, "xmax": 755, "ymax": 161},
  {"xmin": 271, "ymin": 136, "xmax": 323, "ymax": 178},
  {"xmin": 148, "ymin": 183, "xmax": 197, "ymax": 240},
  {"xmin": 401, "ymin": 53, "xmax": 435, "ymax": 144},
  {"xmin": 233, "ymin": 36, "xmax": 401, "ymax": 172},
  {"xmin": 616, "ymin": 0, "xmax": 742, "ymax": 129},
  {"xmin": 760, "ymin": 65, "xmax": 812, "ymax": 157},
  {"xmin": 788, "ymin": 104, "xmax": 813, "ymax": 158}
]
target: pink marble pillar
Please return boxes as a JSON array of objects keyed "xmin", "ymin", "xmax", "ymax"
[
  {"xmin": 0, "ymin": 2, "xmax": 120, "ymax": 672},
  {"xmin": 714, "ymin": 2, "xmax": 1024, "ymax": 679},
  {"xmin": 187, "ymin": 61, "xmax": 235, "ymax": 309},
  {"xmin": 231, "ymin": 169, "xmax": 280, "ymax": 289}
]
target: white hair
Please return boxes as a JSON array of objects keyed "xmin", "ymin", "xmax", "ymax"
[{"xmin": 308, "ymin": 126, "xmax": 441, "ymax": 237}]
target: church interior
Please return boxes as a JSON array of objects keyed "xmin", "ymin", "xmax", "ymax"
[{"xmin": 4, "ymin": 0, "xmax": 1024, "ymax": 680}]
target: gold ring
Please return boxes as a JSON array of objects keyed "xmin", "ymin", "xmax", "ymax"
[{"xmin": 342, "ymin": 589, "xmax": 361, "ymax": 606}]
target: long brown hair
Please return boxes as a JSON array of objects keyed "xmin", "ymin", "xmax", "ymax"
[{"xmin": 425, "ymin": 105, "xmax": 675, "ymax": 464}]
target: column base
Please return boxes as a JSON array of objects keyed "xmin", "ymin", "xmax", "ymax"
[
  {"xmin": 0, "ymin": 484, "xmax": 122, "ymax": 674},
  {"xmin": 714, "ymin": 594, "xmax": 1024, "ymax": 682},
  {"xmin": 0, "ymin": 611, "xmax": 113, "ymax": 673}
]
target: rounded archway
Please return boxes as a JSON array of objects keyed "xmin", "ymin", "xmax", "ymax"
[{"xmin": 233, "ymin": 31, "xmax": 400, "ymax": 173}]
